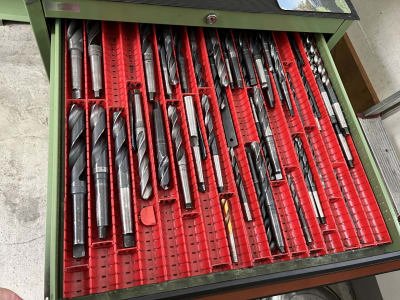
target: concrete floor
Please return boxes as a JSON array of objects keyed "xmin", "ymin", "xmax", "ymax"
[{"xmin": 0, "ymin": 23, "xmax": 48, "ymax": 300}]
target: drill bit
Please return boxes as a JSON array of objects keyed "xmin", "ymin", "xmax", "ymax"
[
  {"xmin": 158, "ymin": 41, "xmax": 173, "ymax": 99},
  {"xmin": 168, "ymin": 105, "xmax": 193, "ymax": 209},
  {"xmin": 176, "ymin": 32, "xmax": 189, "ymax": 93},
  {"xmin": 188, "ymin": 28, "xmax": 205, "ymax": 87},
  {"xmin": 236, "ymin": 33, "xmax": 257, "ymax": 86},
  {"xmin": 287, "ymin": 73, "xmax": 306, "ymax": 124},
  {"xmin": 251, "ymin": 86, "xmax": 283, "ymax": 180},
  {"xmin": 196, "ymin": 114, "xmax": 207, "ymax": 161},
  {"xmin": 205, "ymin": 30, "xmax": 229, "ymax": 88},
  {"xmin": 69, "ymin": 104, "xmax": 87, "ymax": 258},
  {"xmin": 249, "ymin": 142, "xmax": 285, "ymax": 253},
  {"xmin": 90, "ymin": 105, "xmax": 109, "ymax": 240},
  {"xmin": 140, "ymin": 24, "xmax": 156, "ymax": 101},
  {"xmin": 287, "ymin": 174, "xmax": 313, "ymax": 244},
  {"xmin": 222, "ymin": 31, "xmax": 243, "ymax": 89},
  {"xmin": 163, "ymin": 28, "xmax": 179, "ymax": 86},
  {"xmin": 87, "ymin": 21, "xmax": 103, "ymax": 98},
  {"xmin": 294, "ymin": 136, "xmax": 326, "ymax": 224},
  {"xmin": 201, "ymin": 94, "xmax": 224, "ymax": 192},
  {"xmin": 333, "ymin": 123, "xmax": 354, "ymax": 168},
  {"xmin": 184, "ymin": 96, "xmax": 206, "ymax": 192},
  {"xmin": 67, "ymin": 21, "xmax": 83, "ymax": 99},
  {"xmin": 153, "ymin": 101, "xmax": 170, "ymax": 189},
  {"xmin": 112, "ymin": 111, "xmax": 135, "ymax": 248},
  {"xmin": 131, "ymin": 90, "xmax": 152, "ymax": 200},
  {"xmin": 128, "ymin": 88, "xmax": 137, "ymax": 152},
  {"xmin": 229, "ymin": 148, "xmax": 252, "ymax": 222},
  {"xmin": 220, "ymin": 198, "xmax": 239, "ymax": 263}
]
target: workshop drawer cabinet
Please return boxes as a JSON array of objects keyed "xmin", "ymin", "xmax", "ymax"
[{"xmin": 45, "ymin": 19, "xmax": 400, "ymax": 300}]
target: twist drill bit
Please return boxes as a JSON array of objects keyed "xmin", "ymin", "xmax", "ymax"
[
  {"xmin": 163, "ymin": 28, "xmax": 179, "ymax": 86},
  {"xmin": 249, "ymin": 142, "xmax": 285, "ymax": 253},
  {"xmin": 294, "ymin": 136, "xmax": 326, "ymax": 224},
  {"xmin": 176, "ymin": 32, "xmax": 189, "ymax": 93},
  {"xmin": 229, "ymin": 148, "xmax": 252, "ymax": 222},
  {"xmin": 90, "ymin": 105, "xmax": 109, "ymax": 240},
  {"xmin": 197, "ymin": 119, "xmax": 207, "ymax": 161},
  {"xmin": 333, "ymin": 123, "xmax": 354, "ymax": 168},
  {"xmin": 128, "ymin": 91, "xmax": 137, "ymax": 152},
  {"xmin": 287, "ymin": 174, "xmax": 313, "ymax": 244},
  {"xmin": 251, "ymin": 86, "xmax": 283, "ymax": 180},
  {"xmin": 158, "ymin": 41, "xmax": 173, "ymax": 99},
  {"xmin": 112, "ymin": 111, "xmax": 135, "ymax": 248},
  {"xmin": 184, "ymin": 96, "xmax": 206, "ymax": 192},
  {"xmin": 222, "ymin": 31, "xmax": 243, "ymax": 89},
  {"xmin": 140, "ymin": 24, "xmax": 156, "ymax": 101},
  {"xmin": 153, "ymin": 102, "xmax": 170, "ymax": 189},
  {"xmin": 201, "ymin": 94, "xmax": 224, "ymax": 192},
  {"xmin": 220, "ymin": 198, "xmax": 239, "ymax": 263},
  {"xmin": 236, "ymin": 33, "xmax": 257, "ymax": 86},
  {"xmin": 188, "ymin": 28, "xmax": 205, "ymax": 87},
  {"xmin": 287, "ymin": 73, "xmax": 305, "ymax": 125},
  {"xmin": 205, "ymin": 30, "xmax": 229, "ymax": 87},
  {"xmin": 168, "ymin": 105, "xmax": 193, "ymax": 209},
  {"xmin": 69, "ymin": 105, "xmax": 87, "ymax": 258},
  {"xmin": 87, "ymin": 21, "xmax": 103, "ymax": 98},
  {"xmin": 67, "ymin": 21, "xmax": 83, "ymax": 99},
  {"xmin": 131, "ymin": 90, "xmax": 152, "ymax": 200}
]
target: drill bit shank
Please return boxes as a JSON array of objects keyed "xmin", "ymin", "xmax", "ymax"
[
  {"xmin": 90, "ymin": 105, "xmax": 109, "ymax": 240},
  {"xmin": 67, "ymin": 21, "xmax": 83, "ymax": 99},
  {"xmin": 220, "ymin": 198, "xmax": 239, "ymax": 263},
  {"xmin": 236, "ymin": 33, "xmax": 257, "ymax": 86},
  {"xmin": 69, "ymin": 104, "xmax": 87, "ymax": 258},
  {"xmin": 87, "ymin": 21, "xmax": 103, "ymax": 98},
  {"xmin": 140, "ymin": 24, "xmax": 156, "ymax": 101},
  {"xmin": 223, "ymin": 32, "xmax": 243, "ymax": 89}
]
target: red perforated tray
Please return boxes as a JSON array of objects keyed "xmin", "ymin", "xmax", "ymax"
[{"xmin": 62, "ymin": 22, "xmax": 391, "ymax": 298}]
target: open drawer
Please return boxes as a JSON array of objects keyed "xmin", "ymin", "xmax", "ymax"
[{"xmin": 45, "ymin": 19, "xmax": 400, "ymax": 300}]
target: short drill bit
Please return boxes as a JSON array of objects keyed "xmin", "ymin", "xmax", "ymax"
[
  {"xmin": 205, "ymin": 30, "xmax": 229, "ymax": 87},
  {"xmin": 131, "ymin": 90, "xmax": 152, "ymax": 200},
  {"xmin": 67, "ymin": 21, "xmax": 83, "ymax": 99},
  {"xmin": 163, "ymin": 28, "xmax": 179, "ymax": 86},
  {"xmin": 223, "ymin": 31, "xmax": 243, "ymax": 89},
  {"xmin": 112, "ymin": 111, "xmax": 135, "ymax": 248},
  {"xmin": 229, "ymin": 148, "xmax": 252, "ymax": 222},
  {"xmin": 90, "ymin": 105, "xmax": 109, "ymax": 240},
  {"xmin": 201, "ymin": 94, "xmax": 224, "ymax": 192},
  {"xmin": 184, "ymin": 95, "xmax": 206, "ymax": 192},
  {"xmin": 251, "ymin": 86, "xmax": 283, "ymax": 180},
  {"xmin": 287, "ymin": 174, "xmax": 313, "ymax": 244},
  {"xmin": 69, "ymin": 104, "xmax": 87, "ymax": 258},
  {"xmin": 236, "ymin": 33, "xmax": 257, "ymax": 86},
  {"xmin": 294, "ymin": 136, "xmax": 326, "ymax": 224},
  {"xmin": 220, "ymin": 198, "xmax": 239, "ymax": 263},
  {"xmin": 168, "ymin": 105, "xmax": 193, "ymax": 209},
  {"xmin": 176, "ymin": 32, "xmax": 189, "ymax": 93},
  {"xmin": 87, "ymin": 21, "xmax": 103, "ymax": 98},
  {"xmin": 140, "ymin": 24, "xmax": 156, "ymax": 101},
  {"xmin": 249, "ymin": 142, "xmax": 285, "ymax": 253},
  {"xmin": 153, "ymin": 102, "xmax": 170, "ymax": 189},
  {"xmin": 158, "ymin": 41, "xmax": 173, "ymax": 99},
  {"xmin": 188, "ymin": 28, "xmax": 205, "ymax": 87}
]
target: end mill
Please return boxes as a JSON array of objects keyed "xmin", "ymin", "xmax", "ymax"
[
  {"xmin": 67, "ymin": 21, "xmax": 83, "ymax": 99},
  {"xmin": 87, "ymin": 21, "xmax": 103, "ymax": 98}
]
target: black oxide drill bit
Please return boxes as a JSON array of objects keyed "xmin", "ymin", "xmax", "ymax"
[
  {"xmin": 188, "ymin": 28, "xmax": 205, "ymax": 87},
  {"xmin": 176, "ymin": 32, "xmax": 189, "ymax": 93},
  {"xmin": 90, "ymin": 104, "xmax": 109, "ymax": 240},
  {"xmin": 87, "ymin": 21, "xmax": 103, "ymax": 98},
  {"xmin": 223, "ymin": 31, "xmax": 243, "ymax": 89},
  {"xmin": 205, "ymin": 30, "xmax": 229, "ymax": 88},
  {"xmin": 236, "ymin": 32, "xmax": 257, "ymax": 86},
  {"xmin": 67, "ymin": 21, "xmax": 83, "ymax": 99},
  {"xmin": 112, "ymin": 111, "xmax": 135, "ymax": 248},
  {"xmin": 153, "ymin": 102, "xmax": 170, "ymax": 190},
  {"xmin": 163, "ymin": 28, "xmax": 179, "ymax": 86},
  {"xmin": 140, "ymin": 24, "xmax": 156, "ymax": 101},
  {"xmin": 168, "ymin": 105, "xmax": 193, "ymax": 209},
  {"xmin": 68, "ymin": 104, "xmax": 87, "ymax": 258}
]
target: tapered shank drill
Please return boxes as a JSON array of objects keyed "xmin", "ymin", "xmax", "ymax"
[
  {"xmin": 87, "ymin": 21, "xmax": 103, "ymax": 98},
  {"xmin": 67, "ymin": 21, "xmax": 83, "ymax": 99}
]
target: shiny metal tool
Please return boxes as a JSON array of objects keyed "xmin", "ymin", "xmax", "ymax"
[
  {"xmin": 221, "ymin": 198, "xmax": 239, "ymax": 263},
  {"xmin": 158, "ymin": 40, "xmax": 173, "ymax": 99},
  {"xmin": 140, "ymin": 24, "xmax": 156, "ymax": 101},
  {"xmin": 67, "ymin": 21, "xmax": 83, "ymax": 99},
  {"xmin": 176, "ymin": 32, "xmax": 189, "ymax": 93},
  {"xmin": 87, "ymin": 21, "xmax": 103, "ymax": 98},
  {"xmin": 188, "ymin": 28, "xmax": 205, "ymax": 87},
  {"xmin": 236, "ymin": 33, "xmax": 257, "ymax": 86},
  {"xmin": 112, "ymin": 111, "xmax": 135, "ymax": 248},
  {"xmin": 222, "ymin": 31, "xmax": 243, "ymax": 89},
  {"xmin": 163, "ymin": 27, "xmax": 179, "ymax": 86},
  {"xmin": 205, "ymin": 29, "xmax": 229, "ymax": 87},
  {"xmin": 69, "ymin": 104, "xmax": 87, "ymax": 258}
]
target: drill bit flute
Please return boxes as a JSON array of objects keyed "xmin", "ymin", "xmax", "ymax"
[
  {"xmin": 163, "ymin": 28, "xmax": 179, "ymax": 87},
  {"xmin": 222, "ymin": 31, "xmax": 243, "ymax": 89},
  {"xmin": 113, "ymin": 111, "xmax": 135, "ymax": 248},
  {"xmin": 220, "ymin": 198, "xmax": 239, "ymax": 263},
  {"xmin": 188, "ymin": 28, "xmax": 205, "ymax": 87},
  {"xmin": 67, "ymin": 21, "xmax": 83, "ymax": 99},
  {"xmin": 69, "ymin": 105, "xmax": 87, "ymax": 258},
  {"xmin": 235, "ymin": 33, "xmax": 257, "ymax": 86},
  {"xmin": 87, "ymin": 21, "xmax": 103, "ymax": 98},
  {"xmin": 176, "ymin": 32, "xmax": 189, "ymax": 93},
  {"xmin": 158, "ymin": 41, "xmax": 173, "ymax": 99},
  {"xmin": 90, "ymin": 105, "xmax": 110, "ymax": 240},
  {"xmin": 140, "ymin": 24, "xmax": 156, "ymax": 101}
]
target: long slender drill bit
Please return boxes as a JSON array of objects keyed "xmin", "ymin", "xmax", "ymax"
[
  {"xmin": 251, "ymin": 86, "xmax": 283, "ymax": 180},
  {"xmin": 201, "ymin": 94, "xmax": 224, "ymax": 192},
  {"xmin": 140, "ymin": 24, "xmax": 156, "ymax": 101},
  {"xmin": 158, "ymin": 40, "xmax": 173, "ymax": 99},
  {"xmin": 67, "ymin": 21, "xmax": 83, "ymax": 99},
  {"xmin": 184, "ymin": 95, "xmax": 206, "ymax": 192},
  {"xmin": 87, "ymin": 21, "xmax": 103, "ymax": 98},
  {"xmin": 294, "ymin": 136, "xmax": 326, "ymax": 224},
  {"xmin": 229, "ymin": 148, "xmax": 252, "ymax": 222},
  {"xmin": 69, "ymin": 104, "xmax": 87, "ymax": 258},
  {"xmin": 333, "ymin": 123, "xmax": 354, "ymax": 168},
  {"xmin": 163, "ymin": 28, "xmax": 179, "ymax": 86},
  {"xmin": 287, "ymin": 73, "xmax": 306, "ymax": 125},
  {"xmin": 131, "ymin": 90, "xmax": 152, "ymax": 200},
  {"xmin": 223, "ymin": 31, "xmax": 243, "ymax": 89},
  {"xmin": 176, "ymin": 32, "xmax": 189, "ymax": 93},
  {"xmin": 188, "ymin": 28, "xmax": 205, "ymax": 87},
  {"xmin": 90, "ymin": 105, "xmax": 109, "ymax": 240},
  {"xmin": 236, "ymin": 33, "xmax": 257, "ymax": 86},
  {"xmin": 287, "ymin": 174, "xmax": 313, "ymax": 244},
  {"xmin": 153, "ymin": 102, "xmax": 170, "ymax": 189},
  {"xmin": 128, "ymin": 90, "xmax": 137, "ymax": 152},
  {"xmin": 220, "ymin": 198, "xmax": 239, "ymax": 263},
  {"xmin": 205, "ymin": 30, "xmax": 229, "ymax": 87},
  {"xmin": 249, "ymin": 142, "xmax": 285, "ymax": 253},
  {"xmin": 112, "ymin": 111, "xmax": 135, "ymax": 248},
  {"xmin": 168, "ymin": 105, "xmax": 193, "ymax": 209}
]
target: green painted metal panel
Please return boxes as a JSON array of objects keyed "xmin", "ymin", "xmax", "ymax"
[
  {"xmin": 326, "ymin": 20, "xmax": 352, "ymax": 50},
  {"xmin": 0, "ymin": 0, "xmax": 29, "ymax": 22}
]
